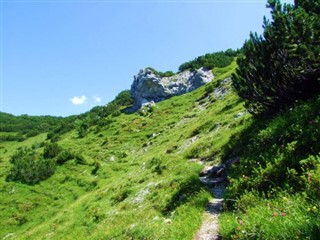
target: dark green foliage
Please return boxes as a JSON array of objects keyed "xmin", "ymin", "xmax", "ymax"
[
  {"xmin": 94, "ymin": 90, "xmax": 133, "ymax": 118},
  {"xmin": 145, "ymin": 67, "xmax": 175, "ymax": 77},
  {"xmin": 1, "ymin": 90, "xmax": 130, "ymax": 142},
  {"xmin": 220, "ymin": 95, "xmax": 320, "ymax": 239},
  {"xmin": 47, "ymin": 120, "xmax": 75, "ymax": 141},
  {"xmin": 147, "ymin": 157, "xmax": 166, "ymax": 175},
  {"xmin": 91, "ymin": 161, "xmax": 100, "ymax": 175},
  {"xmin": 0, "ymin": 133, "xmax": 25, "ymax": 142},
  {"xmin": 76, "ymin": 90, "xmax": 133, "ymax": 130},
  {"xmin": 223, "ymin": 95, "xmax": 320, "ymax": 201},
  {"xmin": 113, "ymin": 90, "xmax": 134, "ymax": 106},
  {"xmin": 75, "ymin": 119, "xmax": 89, "ymax": 138},
  {"xmin": 233, "ymin": 0, "xmax": 320, "ymax": 115},
  {"xmin": 6, "ymin": 147, "xmax": 56, "ymax": 185},
  {"xmin": 178, "ymin": 49, "xmax": 237, "ymax": 72},
  {"xmin": 111, "ymin": 185, "xmax": 132, "ymax": 203},
  {"xmin": 25, "ymin": 130, "xmax": 40, "ymax": 138},
  {"xmin": 0, "ymin": 112, "xmax": 66, "ymax": 136},
  {"xmin": 56, "ymin": 149, "xmax": 74, "ymax": 165},
  {"xmin": 43, "ymin": 142, "xmax": 62, "ymax": 159},
  {"xmin": 74, "ymin": 154, "xmax": 87, "ymax": 165},
  {"xmin": 6, "ymin": 142, "xmax": 76, "ymax": 184},
  {"xmin": 12, "ymin": 213, "xmax": 28, "ymax": 226}
]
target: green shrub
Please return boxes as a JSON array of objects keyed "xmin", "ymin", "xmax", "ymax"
[
  {"xmin": 0, "ymin": 133, "xmax": 25, "ymax": 142},
  {"xmin": 26, "ymin": 129, "xmax": 40, "ymax": 138},
  {"xmin": 233, "ymin": 0, "xmax": 320, "ymax": 115},
  {"xmin": 12, "ymin": 213, "xmax": 27, "ymax": 226},
  {"xmin": 146, "ymin": 67, "xmax": 175, "ymax": 77},
  {"xmin": 43, "ymin": 142, "xmax": 62, "ymax": 159},
  {"xmin": 75, "ymin": 154, "xmax": 87, "ymax": 165},
  {"xmin": 6, "ymin": 147, "xmax": 56, "ymax": 185},
  {"xmin": 111, "ymin": 110, "xmax": 121, "ymax": 117},
  {"xmin": 111, "ymin": 185, "xmax": 132, "ymax": 203},
  {"xmin": 300, "ymin": 155, "xmax": 320, "ymax": 199},
  {"xmin": 0, "ymin": 112, "xmax": 69, "ymax": 136},
  {"xmin": 179, "ymin": 49, "xmax": 237, "ymax": 72},
  {"xmin": 56, "ymin": 149, "xmax": 74, "ymax": 165},
  {"xmin": 147, "ymin": 157, "xmax": 166, "ymax": 175}
]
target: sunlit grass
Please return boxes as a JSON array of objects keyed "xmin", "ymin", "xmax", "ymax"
[{"xmin": 0, "ymin": 60, "xmax": 268, "ymax": 239}]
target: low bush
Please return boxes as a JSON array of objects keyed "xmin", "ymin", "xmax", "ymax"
[
  {"xmin": 43, "ymin": 142, "xmax": 62, "ymax": 159},
  {"xmin": 6, "ymin": 147, "xmax": 56, "ymax": 185},
  {"xmin": 179, "ymin": 49, "xmax": 237, "ymax": 72},
  {"xmin": 56, "ymin": 149, "xmax": 75, "ymax": 165}
]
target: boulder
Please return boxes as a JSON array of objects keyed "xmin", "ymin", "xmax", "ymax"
[{"xmin": 130, "ymin": 67, "xmax": 214, "ymax": 111}]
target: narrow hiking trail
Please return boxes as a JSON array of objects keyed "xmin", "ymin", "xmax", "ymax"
[
  {"xmin": 195, "ymin": 158, "xmax": 239, "ymax": 240},
  {"xmin": 194, "ymin": 185, "xmax": 225, "ymax": 240}
]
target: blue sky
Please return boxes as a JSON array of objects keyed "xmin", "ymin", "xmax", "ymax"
[{"xmin": 1, "ymin": 0, "xmax": 293, "ymax": 117}]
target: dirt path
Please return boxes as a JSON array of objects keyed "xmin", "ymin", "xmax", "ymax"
[
  {"xmin": 195, "ymin": 158, "xmax": 239, "ymax": 240},
  {"xmin": 194, "ymin": 184, "xmax": 225, "ymax": 240}
]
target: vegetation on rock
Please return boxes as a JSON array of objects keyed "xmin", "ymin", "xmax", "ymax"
[
  {"xmin": 145, "ymin": 67, "xmax": 175, "ymax": 77},
  {"xmin": 179, "ymin": 49, "xmax": 238, "ymax": 72}
]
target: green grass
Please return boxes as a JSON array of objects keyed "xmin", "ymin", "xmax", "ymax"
[
  {"xmin": 0, "ymin": 62, "xmax": 245, "ymax": 239},
  {"xmin": 1, "ymin": 59, "xmax": 319, "ymax": 239},
  {"xmin": 220, "ymin": 193, "xmax": 320, "ymax": 239},
  {"xmin": 219, "ymin": 95, "xmax": 320, "ymax": 239}
]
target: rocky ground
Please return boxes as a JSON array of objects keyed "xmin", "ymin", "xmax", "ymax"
[{"xmin": 195, "ymin": 158, "xmax": 239, "ymax": 240}]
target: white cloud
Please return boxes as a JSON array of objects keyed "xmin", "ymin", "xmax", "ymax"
[
  {"xmin": 70, "ymin": 95, "xmax": 87, "ymax": 105},
  {"xmin": 93, "ymin": 96, "xmax": 102, "ymax": 103}
]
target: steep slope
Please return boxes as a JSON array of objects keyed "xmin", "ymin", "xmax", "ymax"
[
  {"xmin": 0, "ymin": 61, "xmax": 246, "ymax": 239},
  {"xmin": 219, "ymin": 95, "xmax": 320, "ymax": 239}
]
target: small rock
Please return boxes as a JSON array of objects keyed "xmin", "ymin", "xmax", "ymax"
[
  {"xmin": 164, "ymin": 218, "xmax": 172, "ymax": 224},
  {"xmin": 234, "ymin": 111, "xmax": 247, "ymax": 119},
  {"xmin": 191, "ymin": 136, "xmax": 199, "ymax": 143},
  {"xmin": 213, "ymin": 77, "xmax": 231, "ymax": 99},
  {"xmin": 2, "ymin": 233, "xmax": 15, "ymax": 240},
  {"xmin": 153, "ymin": 216, "xmax": 160, "ymax": 221}
]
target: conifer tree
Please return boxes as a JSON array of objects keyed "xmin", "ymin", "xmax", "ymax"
[{"xmin": 232, "ymin": 0, "xmax": 320, "ymax": 115}]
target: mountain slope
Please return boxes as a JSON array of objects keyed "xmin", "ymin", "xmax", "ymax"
[
  {"xmin": 0, "ymin": 61, "xmax": 245, "ymax": 239},
  {"xmin": 1, "ymin": 57, "xmax": 320, "ymax": 239}
]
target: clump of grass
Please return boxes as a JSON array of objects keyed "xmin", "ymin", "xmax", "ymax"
[{"xmin": 220, "ymin": 194, "xmax": 320, "ymax": 239}]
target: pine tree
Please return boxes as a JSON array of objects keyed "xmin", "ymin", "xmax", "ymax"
[{"xmin": 232, "ymin": 0, "xmax": 320, "ymax": 115}]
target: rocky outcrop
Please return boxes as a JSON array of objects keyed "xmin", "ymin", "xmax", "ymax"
[{"xmin": 130, "ymin": 67, "xmax": 214, "ymax": 111}]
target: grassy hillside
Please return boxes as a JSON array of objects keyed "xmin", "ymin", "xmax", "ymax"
[
  {"xmin": 1, "ymin": 58, "xmax": 319, "ymax": 239},
  {"xmin": 1, "ymin": 61, "xmax": 245, "ymax": 239},
  {"xmin": 219, "ymin": 94, "xmax": 320, "ymax": 239}
]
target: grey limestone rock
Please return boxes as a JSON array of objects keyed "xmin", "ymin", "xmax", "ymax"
[{"xmin": 130, "ymin": 67, "xmax": 214, "ymax": 111}]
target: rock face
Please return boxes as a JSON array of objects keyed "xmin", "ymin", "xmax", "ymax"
[{"xmin": 130, "ymin": 67, "xmax": 214, "ymax": 111}]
